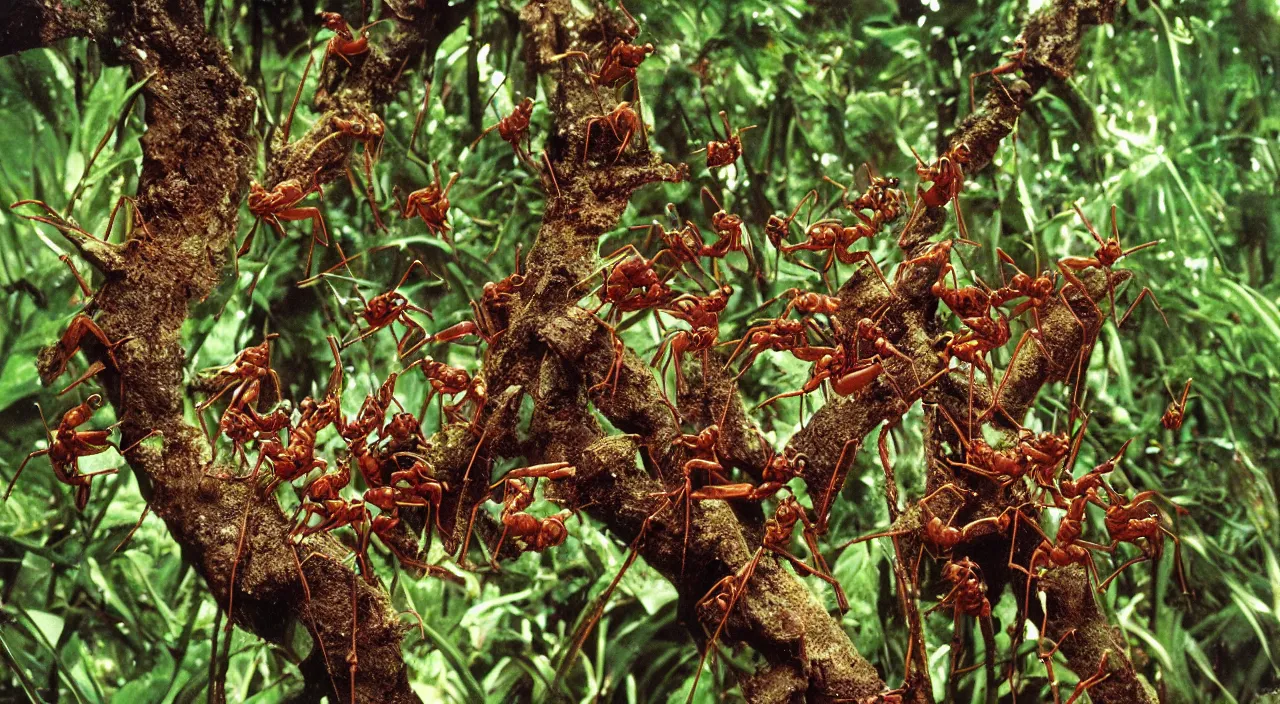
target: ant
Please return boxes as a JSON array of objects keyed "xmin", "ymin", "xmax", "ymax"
[
  {"xmin": 341, "ymin": 260, "xmax": 436, "ymax": 357},
  {"xmin": 1059, "ymin": 204, "xmax": 1165, "ymax": 329},
  {"xmin": 694, "ymin": 110, "xmax": 756, "ymax": 169},
  {"xmin": 471, "ymin": 97, "xmax": 536, "ymax": 161},
  {"xmin": 905, "ymin": 142, "xmax": 972, "ymax": 243},
  {"xmin": 583, "ymin": 102, "xmax": 643, "ymax": 164},
  {"xmin": 396, "ymin": 162, "xmax": 460, "ymax": 243},
  {"xmin": 968, "ymin": 36, "xmax": 1027, "ymax": 111},
  {"xmin": 5, "ymin": 395, "xmax": 153, "ymax": 511},
  {"xmin": 1162, "ymin": 378, "xmax": 1193, "ymax": 431},
  {"xmin": 241, "ymin": 173, "xmax": 330, "ymax": 278}
]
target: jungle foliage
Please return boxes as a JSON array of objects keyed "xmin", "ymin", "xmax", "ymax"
[{"xmin": 0, "ymin": 0, "xmax": 1277, "ymax": 702}]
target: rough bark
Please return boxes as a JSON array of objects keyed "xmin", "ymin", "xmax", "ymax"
[
  {"xmin": 783, "ymin": 0, "xmax": 1156, "ymax": 700},
  {"xmin": 11, "ymin": 0, "xmax": 469, "ymax": 701},
  {"xmin": 9, "ymin": 0, "xmax": 1159, "ymax": 701}
]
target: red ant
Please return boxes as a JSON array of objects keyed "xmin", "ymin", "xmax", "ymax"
[
  {"xmin": 780, "ymin": 218, "xmax": 893, "ymax": 293},
  {"xmin": 38, "ymin": 312, "xmax": 134, "ymax": 396},
  {"xmin": 1095, "ymin": 484, "xmax": 1188, "ymax": 594},
  {"xmin": 341, "ymin": 260, "xmax": 436, "ymax": 357},
  {"xmin": 588, "ymin": 244, "xmax": 676, "ymax": 324},
  {"xmin": 723, "ymin": 315, "xmax": 812, "ymax": 380},
  {"xmin": 855, "ymin": 302, "xmax": 921, "ymax": 385},
  {"xmin": 409, "ymin": 356, "xmax": 487, "ymax": 427},
  {"xmin": 488, "ymin": 463, "xmax": 577, "ymax": 568},
  {"xmin": 309, "ymin": 110, "xmax": 387, "ymax": 229},
  {"xmin": 195, "ymin": 335, "xmax": 282, "ymax": 429},
  {"xmin": 583, "ymin": 102, "xmax": 643, "ymax": 164},
  {"xmin": 897, "ymin": 237, "xmax": 980, "ymax": 284},
  {"xmin": 698, "ymin": 187, "xmax": 752, "ymax": 264},
  {"xmin": 694, "ymin": 110, "xmax": 756, "ymax": 169},
  {"xmin": 631, "ymin": 211, "xmax": 707, "ymax": 277},
  {"xmin": 931, "ymin": 262, "xmax": 992, "ymax": 319},
  {"xmin": 241, "ymin": 174, "xmax": 330, "ymax": 277},
  {"xmin": 471, "ymin": 97, "xmax": 536, "ymax": 160},
  {"xmin": 396, "ymin": 162, "xmax": 460, "ymax": 243},
  {"xmin": 925, "ymin": 557, "xmax": 996, "ymax": 694},
  {"xmin": 755, "ymin": 345, "xmax": 886, "ymax": 409},
  {"xmin": 906, "ymin": 142, "xmax": 972, "ymax": 242},
  {"xmin": 824, "ymin": 166, "xmax": 908, "ymax": 223},
  {"xmin": 1008, "ymin": 491, "xmax": 1111, "ymax": 621},
  {"xmin": 651, "ymin": 321, "xmax": 718, "ymax": 399},
  {"xmin": 764, "ymin": 190, "xmax": 817, "ymax": 250},
  {"xmin": 1059, "ymin": 203, "xmax": 1165, "ymax": 329},
  {"xmin": 388, "ymin": 455, "xmax": 450, "ymax": 547},
  {"xmin": 591, "ymin": 14, "xmax": 654, "ymax": 90},
  {"xmin": 551, "ymin": 2, "xmax": 653, "ymax": 93},
  {"xmin": 764, "ymin": 497, "xmax": 849, "ymax": 611},
  {"xmin": 4, "ymin": 395, "xmax": 152, "ymax": 511},
  {"xmin": 1052, "ymin": 417, "xmax": 1129, "ymax": 503},
  {"xmin": 1162, "ymin": 378, "xmax": 1193, "ymax": 431},
  {"xmin": 317, "ymin": 12, "xmax": 389, "ymax": 72}
]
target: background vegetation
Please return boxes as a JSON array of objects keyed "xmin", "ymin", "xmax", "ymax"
[{"xmin": 0, "ymin": 0, "xmax": 1276, "ymax": 701}]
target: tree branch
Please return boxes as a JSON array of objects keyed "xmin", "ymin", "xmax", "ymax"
[
  {"xmin": 0, "ymin": 0, "xmax": 104, "ymax": 58},
  {"xmin": 782, "ymin": 0, "xmax": 1156, "ymax": 700},
  {"xmin": 436, "ymin": 1, "xmax": 886, "ymax": 700},
  {"xmin": 3, "ymin": 0, "xmax": 474, "ymax": 700}
]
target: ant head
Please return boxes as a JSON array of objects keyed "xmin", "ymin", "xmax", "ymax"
[
  {"xmin": 641, "ymin": 43, "xmax": 655, "ymax": 54},
  {"xmin": 952, "ymin": 143, "xmax": 972, "ymax": 162},
  {"xmin": 318, "ymin": 11, "xmax": 346, "ymax": 30},
  {"xmin": 791, "ymin": 453, "xmax": 809, "ymax": 473}
]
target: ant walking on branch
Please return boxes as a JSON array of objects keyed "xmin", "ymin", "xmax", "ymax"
[{"xmin": 1059, "ymin": 203, "xmax": 1166, "ymax": 329}]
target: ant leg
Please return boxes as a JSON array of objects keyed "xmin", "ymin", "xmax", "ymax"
[
  {"xmin": 280, "ymin": 52, "xmax": 315, "ymax": 146},
  {"xmin": 58, "ymin": 360, "xmax": 107, "ymax": 396},
  {"xmin": 985, "ymin": 329, "xmax": 1033, "ymax": 423},
  {"xmin": 1162, "ymin": 525, "xmax": 1190, "ymax": 595},
  {"xmin": 3, "ymin": 449, "xmax": 51, "ymax": 503},
  {"xmin": 1117, "ymin": 286, "xmax": 1168, "ymax": 328},
  {"xmin": 112, "ymin": 503, "xmax": 150, "ymax": 553},
  {"xmin": 833, "ymin": 527, "xmax": 910, "ymax": 551},
  {"xmin": 817, "ymin": 438, "xmax": 860, "ymax": 533},
  {"xmin": 225, "ymin": 484, "xmax": 256, "ymax": 632},
  {"xmin": 1097, "ymin": 552, "xmax": 1147, "ymax": 592},
  {"xmin": 774, "ymin": 547, "xmax": 849, "ymax": 612},
  {"xmin": 1062, "ymin": 651, "xmax": 1112, "ymax": 704},
  {"xmin": 842, "ymin": 249, "xmax": 896, "ymax": 298},
  {"xmin": 60, "ymin": 254, "xmax": 94, "ymax": 297}
]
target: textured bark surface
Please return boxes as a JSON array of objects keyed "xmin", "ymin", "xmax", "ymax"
[{"xmin": 9, "ymin": 0, "xmax": 1159, "ymax": 701}]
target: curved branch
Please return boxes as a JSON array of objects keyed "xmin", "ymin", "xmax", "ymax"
[
  {"xmin": 0, "ymin": 0, "xmax": 104, "ymax": 57},
  {"xmin": 4, "ymin": 0, "xmax": 446, "ymax": 700}
]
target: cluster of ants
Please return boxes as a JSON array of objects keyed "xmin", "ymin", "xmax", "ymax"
[
  {"xmin": 574, "ymin": 142, "xmax": 1192, "ymax": 701},
  {"xmin": 3, "ymin": 2, "xmax": 1197, "ymax": 702}
]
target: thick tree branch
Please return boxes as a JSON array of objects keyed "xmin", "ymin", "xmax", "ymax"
[
  {"xmin": 782, "ymin": 0, "xmax": 1156, "ymax": 700},
  {"xmin": 266, "ymin": 0, "xmax": 475, "ymax": 189},
  {"xmin": 0, "ymin": 0, "xmax": 104, "ymax": 57},
  {"xmin": 3, "ymin": 0, "xmax": 480, "ymax": 700},
  {"xmin": 430, "ymin": 1, "xmax": 887, "ymax": 700}
]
